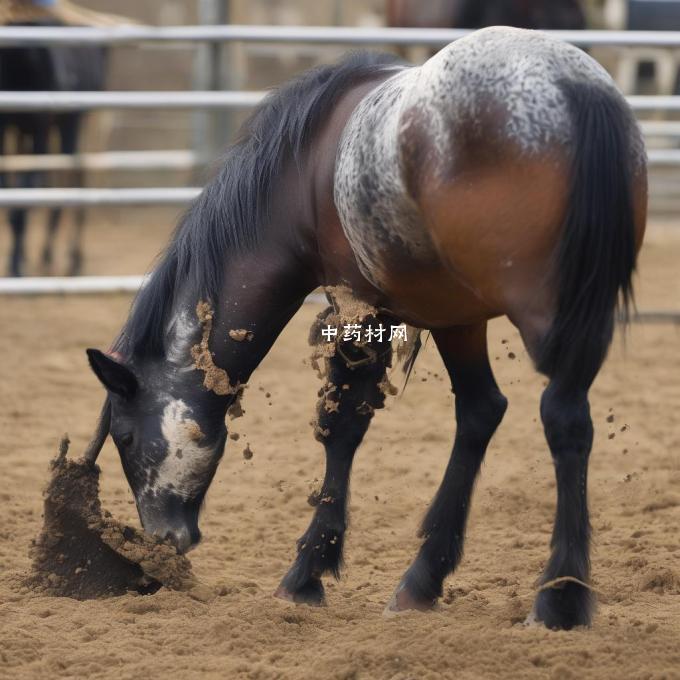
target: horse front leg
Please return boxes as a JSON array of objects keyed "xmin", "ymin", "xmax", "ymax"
[
  {"xmin": 275, "ymin": 309, "xmax": 393, "ymax": 605},
  {"xmin": 388, "ymin": 323, "xmax": 507, "ymax": 612}
]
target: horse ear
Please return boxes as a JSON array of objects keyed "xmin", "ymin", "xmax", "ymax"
[{"xmin": 86, "ymin": 349, "xmax": 138, "ymax": 399}]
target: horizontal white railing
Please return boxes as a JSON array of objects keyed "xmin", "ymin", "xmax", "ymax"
[
  {"xmin": 0, "ymin": 187, "xmax": 200, "ymax": 207},
  {"xmin": 0, "ymin": 275, "xmax": 145, "ymax": 294},
  {"xmin": 0, "ymin": 150, "xmax": 199, "ymax": 172},
  {"xmin": 0, "ymin": 275, "xmax": 328, "ymax": 303},
  {"xmin": 0, "ymin": 90, "xmax": 265, "ymax": 111},
  {"xmin": 1, "ymin": 91, "xmax": 680, "ymax": 112},
  {"xmin": 3, "ymin": 25, "xmax": 680, "ymax": 47}
]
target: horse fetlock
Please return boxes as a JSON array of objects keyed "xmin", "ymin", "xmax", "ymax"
[{"xmin": 297, "ymin": 522, "xmax": 345, "ymax": 574}]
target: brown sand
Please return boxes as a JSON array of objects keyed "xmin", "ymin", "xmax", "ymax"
[{"xmin": 0, "ymin": 224, "xmax": 679, "ymax": 678}]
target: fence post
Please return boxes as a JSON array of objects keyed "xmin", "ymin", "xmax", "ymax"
[{"xmin": 192, "ymin": 0, "xmax": 233, "ymax": 173}]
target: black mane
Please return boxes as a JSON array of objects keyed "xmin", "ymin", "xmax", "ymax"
[{"xmin": 115, "ymin": 51, "xmax": 402, "ymax": 359}]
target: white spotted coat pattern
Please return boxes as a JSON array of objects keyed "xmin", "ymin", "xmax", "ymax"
[{"xmin": 334, "ymin": 26, "xmax": 644, "ymax": 289}]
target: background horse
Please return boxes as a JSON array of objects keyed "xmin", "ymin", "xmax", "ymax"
[
  {"xmin": 386, "ymin": 0, "xmax": 587, "ymax": 30},
  {"xmin": 84, "ymin": 27, "xmax": 646, "ymax": 631},
  {"xmin": 0, "ymin": 20, "xmax": 107, "ymax": 276}
]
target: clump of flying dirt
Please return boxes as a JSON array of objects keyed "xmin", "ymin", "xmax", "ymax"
[
  {"xmin": 26, "ymin": 437, "xmax": 211, "ymax": 601},
  {"xmin": 228, "ymin": 328, "xmax": 254, "ymax": 342},
  {"xmin": 191, "ymin": 301, "xmax": 240, "ymax": 396}
]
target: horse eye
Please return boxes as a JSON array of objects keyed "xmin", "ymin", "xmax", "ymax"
[{"xmin": 120, "ymin": 433, "xmax": 134, "ymax": 447}]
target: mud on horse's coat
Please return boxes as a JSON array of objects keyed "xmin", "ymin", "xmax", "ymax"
[{"xmin": 86, "ymin": 27, "xmax": 647, "ymax": 630}]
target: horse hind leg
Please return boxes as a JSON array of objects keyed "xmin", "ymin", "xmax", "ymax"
[
  {"xmin": 40, "ymin": 208, "xmax": 62, "ymax": 275},
  {"xmin": 67, "ymin": 206, "xmax": 85, "ymax": 276},
  {"xmin": 57, "ymin": 113, "xmax": 85, "ymax": 276},
  {"xmin": 388, "ymin": 323, "xmax": 507, "ymax": 612},
  {"xmin": 8, "ymin": 208, "xmax": 27, "ymax": 277},
  {"xmin": 516, "ymin": 312, "xmax": 599, "ymax": 630},
  {"xmin": 533, "ymin": 379, "xmax": 595, "ymax": 629},
  {"xmin": 275, "ymin": 307, "xmax": 394, "ymax": 605}
]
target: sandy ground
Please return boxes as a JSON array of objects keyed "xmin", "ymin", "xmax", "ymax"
[{"xmin": 0, "ymin": 220, "xmax": 679, "ymax": 679}]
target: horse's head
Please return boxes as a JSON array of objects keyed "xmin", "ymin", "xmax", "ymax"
[{"xmin": 85, "ymin": 349, "xmax": 228, "ymax": 553}]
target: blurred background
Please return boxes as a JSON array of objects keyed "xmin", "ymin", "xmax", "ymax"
[{"xmin": 1, "ymin": 0, "xmax": 680, "ymax": 280}]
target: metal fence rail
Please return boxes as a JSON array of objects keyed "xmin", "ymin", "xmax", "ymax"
[
  {"xmin": 0, "ymin": 275, "xmax": 328, "ymax": 304},
  {"xmin": 1, "ymin": 91, "xmax": 680, "ymax": 112},
  {"xmin": 0, "ymin": 187, "xmax": 201, "ymax": 207},
  {"xmin": 0, "ymin": 276, "xmax": 146, "ymax": 294},
  {"xmin": 4, "ymin": 25, "xmax": 680, "ymax": 47},
  {"xmin": 0, "ymin": 90, "xmax": 265, "ymax": 111},
  {"xmin": 0, "ymin": 150, "xmax": 199, "ymax": 172}
]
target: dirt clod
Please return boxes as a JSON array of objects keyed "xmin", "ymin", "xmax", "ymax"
[
  {"xmin": 192, "ymin": 301, "xmax": 240, "ymax": 396},
  {"xmin": 229, "ymin": 329, "xmax": 254, "ymax": 342},
  {"xmin": 26, "ymin": 437, "xmax": 202, "ymax": 600}
]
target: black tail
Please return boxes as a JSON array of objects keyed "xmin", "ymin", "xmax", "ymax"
[{"xmin": 537, "ymin": 80, "xmax": 643, "ymax": 386}]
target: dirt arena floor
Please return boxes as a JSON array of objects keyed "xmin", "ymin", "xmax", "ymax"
[{"xmin": 0, "ymin": 215, "xmax": 679, "ymax": 679}]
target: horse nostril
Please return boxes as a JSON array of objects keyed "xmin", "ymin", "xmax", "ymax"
[{"xmin": 163, "ymin": 527, "xmax": 200, "ymax": 554}]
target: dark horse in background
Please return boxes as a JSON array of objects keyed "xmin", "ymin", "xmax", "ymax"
[
  {"xmin": 387, "ymin": 0, "xmax": 586, "ymax": 31},
  {"xmin": 84, "ymin": 27, "xmax": 646, "ymax": 630},
  {"xmin": 0, "ymin": 20, "xmax": 107, "ymax": 276}
]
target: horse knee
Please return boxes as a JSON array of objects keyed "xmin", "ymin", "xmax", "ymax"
[{"xmin": 456, "ymin": 387, "xmax": 507, "ymax": 446}]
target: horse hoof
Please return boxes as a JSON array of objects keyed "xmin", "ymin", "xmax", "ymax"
[
  {"xmin": 273, "ymin": 579, "xmax": 325, "ymax": 606},
  {"xmin": 384, "ymin": 582, "xmax": 436, "ymax": 615},
  {"xmin": 533, "ymin": 585, "xmax": 593, "ymax": 630}
]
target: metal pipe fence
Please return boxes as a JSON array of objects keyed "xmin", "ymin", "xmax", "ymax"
[{"xmin": 0, "ymin": 23, "xmax": 678, "ymax": 308}]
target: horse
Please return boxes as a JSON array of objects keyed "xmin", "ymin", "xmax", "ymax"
[
  {"xmin": 0, "ymin": 20, "xmax": 107, "ymax": 277},
  {"xmin": 84, "ymin": 27, "xmax": 647, "ymax": 631},
  {"xmin": 386, "ymin": 0, "xmax": 586, "ymax": 62},
  {"xmin": 386, "ymin": 0, "xmax": 586, "ymax": 31}
]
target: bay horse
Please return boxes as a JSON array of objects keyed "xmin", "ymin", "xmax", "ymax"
[
  {"xmin": 0, "ymin": 20, "xmax": 107, "ymax": 276},
  {"xmin": 85, "ymin": 27, "xmax": 647, "ymax": 630}
]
